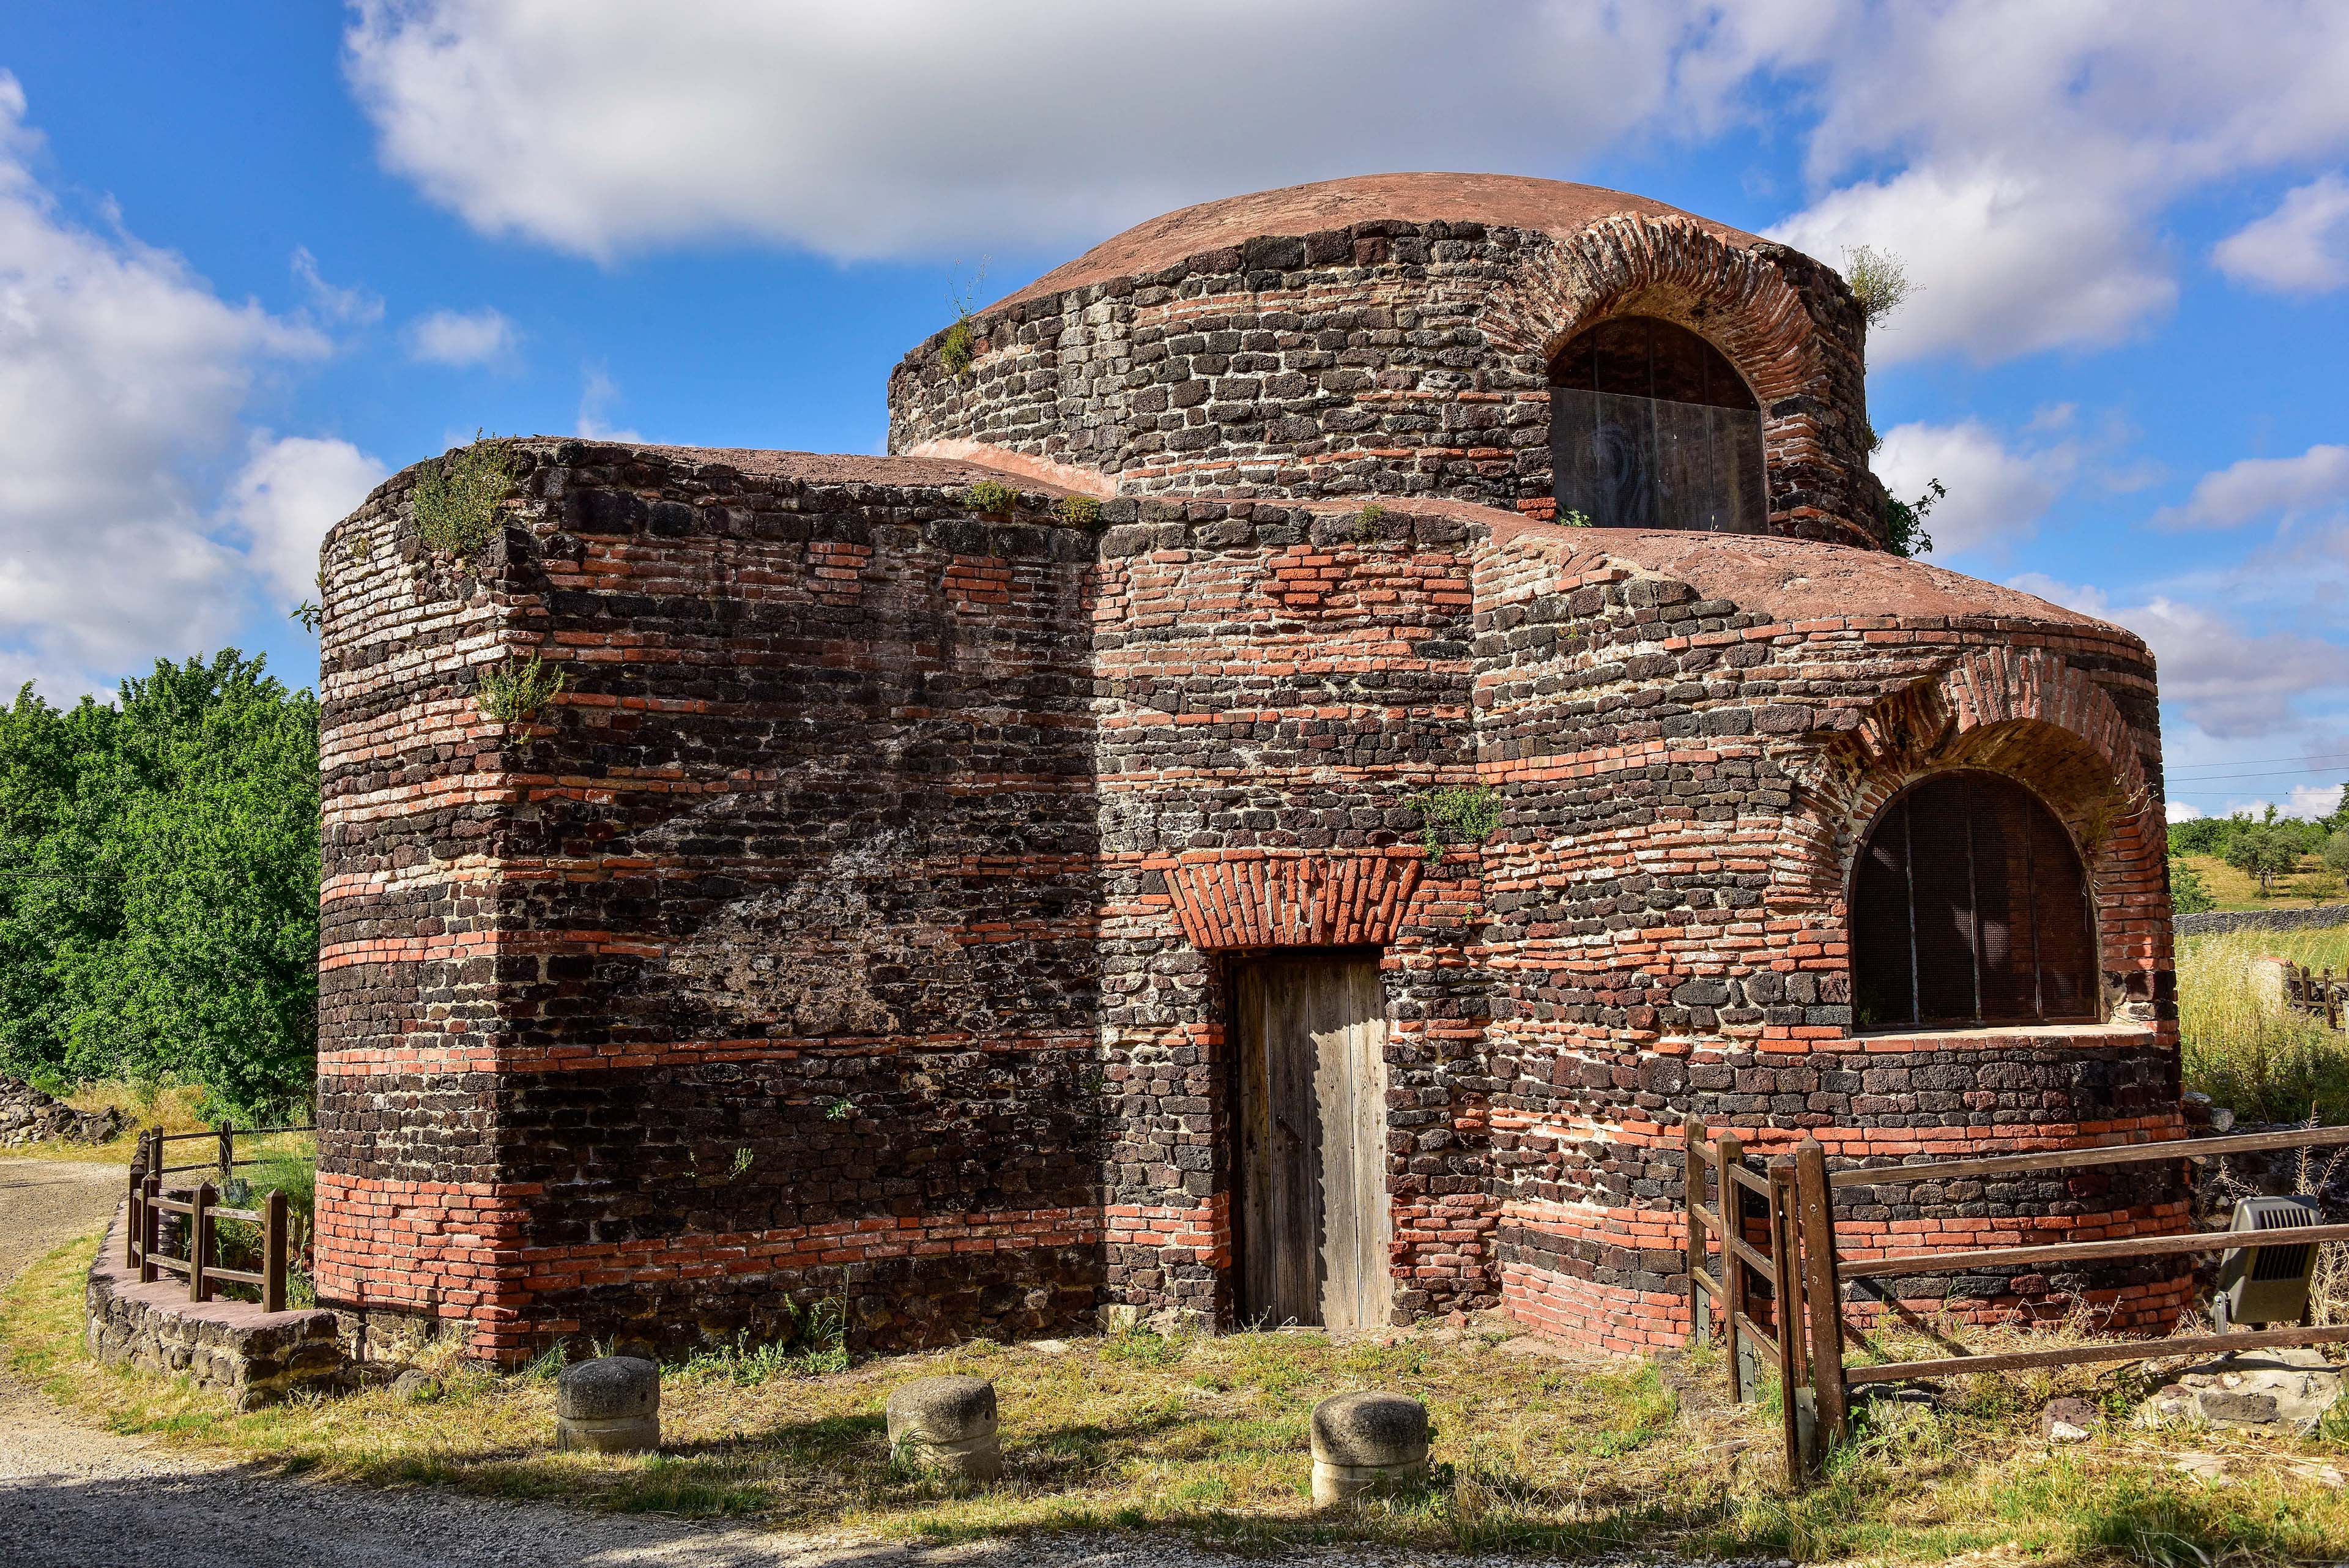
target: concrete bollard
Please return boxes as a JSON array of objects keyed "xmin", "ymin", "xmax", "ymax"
[
  {"xmin": 1310, "ymin": 1391, "xmax": 1430, "ymax": 1506},
  {"xmin": 885, "ymin": 1375, "xmax": 1002, "ymax": 1481},
  {"xmin": 555, "ymin": 1356, "xmax": 661, "ymax": 1454}
]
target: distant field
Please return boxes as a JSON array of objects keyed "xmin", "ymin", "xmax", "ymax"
[{"xmin": 2177, "ymin": 852, "xmax": 2347, "ymax": 911}]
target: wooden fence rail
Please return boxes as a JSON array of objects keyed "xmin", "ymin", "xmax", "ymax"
[
  {"xmin": 1680, "ymin": 1116, "xmax": 2349, "ymax": 1485},
  {"xmin": 125, "ymin": 1125, "xmax": 304, "ymax": 1313}
]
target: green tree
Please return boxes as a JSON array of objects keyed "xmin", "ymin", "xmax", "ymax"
[
  {"xmin": 2169, "ymin": 856, "xmax": 2216, "ymax": 915},
  {"xmin": 0, "ymin": 652, "xmax": 317, "ymax": 1118},
  {"xmin": 2323, "ymin": 830, "xmax": 2349, "ymax": 882},
  {"xmin": 2224, "ymin": 823, "xmax": 2303, "ymax": 899}
]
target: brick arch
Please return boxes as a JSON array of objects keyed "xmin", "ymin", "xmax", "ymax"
[
  {"xmin": 1159, "ymin": 850, "xmax": 1424, "ymax": 951},
  {"xmin": 1483, "ymin": 214, "xmax": 1871, "ymax": 547},
  {"xmin": 1773, "ymin": 645, "xmax": 2170, "ymax": 1020},
  {"xmin": 1485, "ymin": 214, "xmax": 1821, "ymax": 401},
  {"xmin": 1781, "ymin": 647, "xmax": 2153, "ymax": 818}
]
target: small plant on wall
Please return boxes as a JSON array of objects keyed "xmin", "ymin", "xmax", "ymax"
[
  {"xmin": 477, "ymin": 651, "xmax": 566, "ymax": 751},
  {"xmin": 966, "ymin": 480, "xmax": 1020, "ymax": 516},
  {"xmin": 1410, "ymin": 783, "xmax": 1501, "ymax": 866},
  {"xmin": 1054, "ymin": 494, "xmax": 1102, "ymax": 526},
  {"xmin": 940, "ymin": 262, "xmax": 987, "ymax": 377},
  {"xmin": 413, "ymin": 433, "xmax": 517, "ymax": 560}
]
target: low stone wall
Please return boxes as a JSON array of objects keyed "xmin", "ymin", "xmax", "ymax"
[
  {"xmin": 2176, "ymin": 905, "xmax": 2349, "ymax": 939},
  {"xmin": 1, "ymin": 1075, "xmax": 123, "ymax": 1146},
  {"xmin": 85, "ymin": 1203, "xmax": 347, "ymax": 1408}
]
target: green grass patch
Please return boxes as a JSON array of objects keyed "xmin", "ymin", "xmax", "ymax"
[{"xmin": 9, "ymin": 1236, "xmax": 2349, "ymax": 1559}]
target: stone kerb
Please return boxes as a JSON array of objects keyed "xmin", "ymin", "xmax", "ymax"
[{"xmin": 84, "ymin": 1203, "xmax": 347, "ymax": 1409}]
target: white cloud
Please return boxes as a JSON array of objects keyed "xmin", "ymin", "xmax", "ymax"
[
  {"xmin": 1773, "ymin": 165, "xmax": 2175, "ymax": 365},
  {"xmin": 344, "ymin": 2, "xmax": 2349, "ymax": 373},
  {"xmin": 291, "ymin": 245, "xmax": 382, "ymax": 325},
  {"xmin": 1767, "ymin": 4, "xmax": 2349, "ymax": 362},
  {"xmin": 222, "ymin": 434, "xmax": 390, "ymax": 608},
  {"xmin": 2008, "ymin": 573, "xmax": 2349, "ymax": 740},
  {"xmin": 1874, "ymin": 418, "xmax": 2071, "ymax": 555},
  {"xmin": 0, "ymin": 72, "xmax": 330, "ymax": 697},
  {"xmin": 2164, "ymin": 801, "xmax": 2205, "ymax": 822},
  {"xmin": 2153, "ymin": 444, "xmax": 2349, "ymax": 530},
  {"xmin": 342, "ymin": 0, "xmax": 1723, "ymax": 264},
  {"xmin": 404, "ymin": 305, "xmax": 518, "ymax": 368},
  {"xmin": 575, "ymin": 366, "xmax": 640, "ymax": 442},
  {"xmin": 2214, "ymin": 174, "xmax": 2349, "ymax": 294}
]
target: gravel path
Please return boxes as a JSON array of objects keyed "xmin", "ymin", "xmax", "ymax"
[{"xmin": 3, "ymin": 1161, "xmax": 1674, "ymax": 1568}]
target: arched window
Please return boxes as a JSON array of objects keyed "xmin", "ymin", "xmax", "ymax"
[
  {"xmin": 1548, "ymin": 315, "xmax": 1766, "ymax": 534},
  {"xmin": 1850, "ymin": 771, "xmax": 2100, "ymax": 1029}
]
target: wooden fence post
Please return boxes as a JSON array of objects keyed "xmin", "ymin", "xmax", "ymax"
[
  {"xmin": 139, "ymin": 1174, "xmax": 160, "ymax": 1284},
  {"xmin": 1770, "ymin": 1161, "xmax": 1809, "ymax": 1481},
  {"xmin": 264, "ymin": 1189, "xmax": 288, "ymax": 1313},
  {"xmin": 1795, "ymin": 1137, "xmax": 1849, "ymax": 1456},
  {"xmin": 125, "ymin": 1140, "xmax": 147, "ymax": 1268},
  {"xmin": 188, "ymin": 1181, "xmax": 213, "ymax": 1304},
  {"xmin": 1715, "ymin": 1131, "xmax": 1747, "ymax": 1405},
  {"xmin": 217, "ymin": 1123, "xmax": 233, "ymax": 1184},
  {"xmin": 1682, "ymin": 1115, "xmax": 1709, "ymax": 1347}
]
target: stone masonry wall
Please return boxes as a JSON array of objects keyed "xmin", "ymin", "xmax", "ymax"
[
  {"xmin": 1469, "ymin": 520, "xmax": 2185, "ymax": 1353},
  {"xmin": 889, "ymin": 215, "xmax": 1883, "ymax": 550},
  {"xmin": 317, "ymin": 446, "xmax": 2182, "ymax": 1361}
]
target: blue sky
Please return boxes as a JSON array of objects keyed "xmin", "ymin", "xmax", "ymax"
[{"xmin": 6, "ymin": 2, "xmax": 2348, "ymax": 819}]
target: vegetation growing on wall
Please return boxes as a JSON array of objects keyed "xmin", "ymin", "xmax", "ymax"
[
  {"xmin": 965, "ymin": 480, "xmax": 1019, "ymax": 516},
  {"xmin": 1411, "ymin": 784, "xmax": 1501, "ymax": 866},
  {"xmin": 1883, "ymin": 478, "xmax": 1944, "ymax": 559},
  {"xmin": 1053, "ymin": 494, "xmax": 1101, "ymax": 526},
  {"xmin": 0, "ymin": 652, "xmax": 319, "ymax": 1119},
  {"xmin": 411, "ymin": 434, "xmax": 516, "ymax": 560},
  {"xmin": 475, "ymin": 652, "xmax": 565, "ymax": 746}
]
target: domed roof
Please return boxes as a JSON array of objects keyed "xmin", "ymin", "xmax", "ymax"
[{"xmin": 996, "ymin": 173, "xmax": 1764, "ymax": 311}]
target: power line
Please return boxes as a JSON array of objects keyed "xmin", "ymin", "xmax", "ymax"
[{"xmin": 2167, "ymin": 754, "xmax": 2349, "ymax": 776}]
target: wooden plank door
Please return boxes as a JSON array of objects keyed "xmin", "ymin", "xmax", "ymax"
[{"xmin": 1235, "ymin": 956, "xmax": 1390, "ymax": 1330}]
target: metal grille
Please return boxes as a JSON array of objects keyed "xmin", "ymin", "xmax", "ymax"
[{"xmin": 1851, "ymin": 771, "xmax": 2099, "ymax": 1030}]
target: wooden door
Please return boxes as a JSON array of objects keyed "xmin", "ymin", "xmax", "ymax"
[{"xmin": 1234, "ymin": 956, "xmax": 1390, "ymax": 1330}]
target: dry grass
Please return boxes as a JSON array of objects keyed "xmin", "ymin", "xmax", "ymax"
[
  {"xmin": 0, "ymin": 1081, "xmax": 317, "ymax": 1165},
  {"xmin": 2175, "ymin": 853, "xmax": 2346, "ymax": 912},
  {"xmin": 9, "ymin": 1236, "xmax": 2349, "ymax": 1562},
  {"xmin": 2179, "ymin": 929, "xmax": 2349, "ymax": 1124}
]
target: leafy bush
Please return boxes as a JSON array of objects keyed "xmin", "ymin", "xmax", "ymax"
[
  {"xmin": 412, "ymin": 436, "xmax": 516, "ymax": 560},
  {"xmin": 1883, "ymin": 478, "xmax": 1944, "ymax": 558},
  {"xmin": 1053, "ymin": 494, "xmax": 1101, "ymax": 526},
  {"xmin": 0, "ymin": 653, "xmax": 318, "ymax": 1118},
  {"xmin": 2169, "ymin": 857, "xmax": 2216, "ymax": 914}
]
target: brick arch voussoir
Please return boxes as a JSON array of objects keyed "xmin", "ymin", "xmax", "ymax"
[
  {"xmin": 1778, "ymin": 647, "xmax": 2156, "ymax": 852},
  {"xmin": 1482, "ymin": 214, "xmax": 1822, "ymax": 407}
]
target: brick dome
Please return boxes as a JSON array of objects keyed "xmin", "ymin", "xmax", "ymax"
[{"xmin": 996, "ymin": 173, "xmax": 1769, "ymax": 311}]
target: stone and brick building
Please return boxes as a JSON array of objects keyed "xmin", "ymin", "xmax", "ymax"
[{"xmin": 314, "ymin": 174, "xmax": 2184, "ymax": 1364}]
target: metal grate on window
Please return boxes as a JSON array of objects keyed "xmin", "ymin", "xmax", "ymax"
[{"xmin": 1850, "ymin": 771, "xmax": 2099, "ymax": 1030}]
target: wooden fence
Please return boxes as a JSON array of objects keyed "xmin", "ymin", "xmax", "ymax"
[
  {"xmin": 125, "ymin": 1124, "xmax": 309, "ymax": 1314},
  {"xmin": 2284, "ymin": 962, "xmax": 2348, "ymax": 1030},
  {"xmin": 1683, "ymin": 1118, "xmax": 2349, "ymax": 1484}
]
